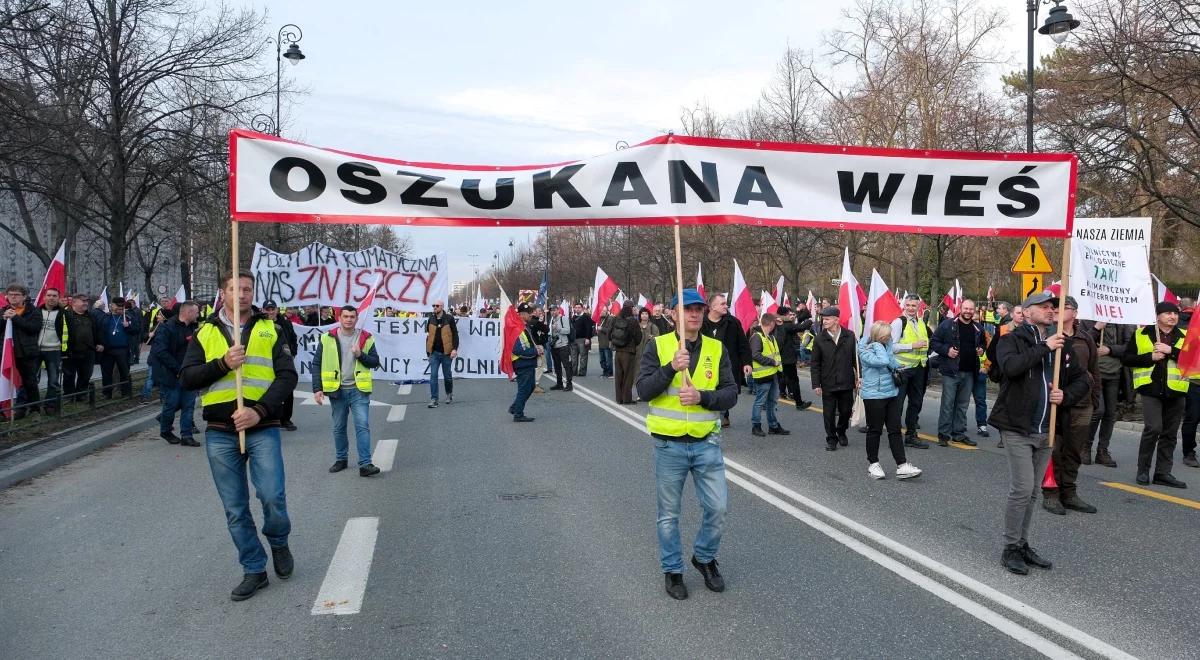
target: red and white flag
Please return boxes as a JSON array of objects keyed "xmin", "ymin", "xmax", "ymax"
[
  {"xmin": 609, "ymin": 291, "xmax": 626, "ymax": 316},
  {"xmin": 558, "ymin": 299, "xmax": 570, "ymax": 317},
  {"xmin": 1044, "ymin": 280, "xmax": 1062, "ymax": 297},
  {"xmin": 165, "ymin": 283, "xmax": 187, "ymax": 310},
  {"xmin": 782, "ymin": 292, "xmax": 791, "ymax": 309},
  {"xmin": 34, "ymin": 241, "xmax": 67, "ymax": 307},
  {"xmin": 1178, "ymin": 324, "xmax": 1200, "ymax": 379},
  {"xmin": 1153, "ymin": 275, "xmax": 1179, "ymax": 304},
  {"xmin": 0, "ymin": 319, "xmax": 19, "ymax": 420},
  {"xmin": 807, "ymin": 290, "xmax": 817, "ymax": 315},
  {"xmin": 636, "ymin": 294, "xmax": 650, "ymax": 310},
  {"xmin": 864, "ymin": 269, "xmax": 903, "ymax": 330},
  {"xmin": 837, "ymin": 248, "xmax": 863, "ymax": 336},
  {"xmin": 499, "ymin": 286, "xmax": 524, "ymax": 381},
  {"xmin": 695, "ymin": 263, "xmax": 706, "ymax": 301},
  {"xmin": 590, "ymin": 267, "xmax": 620, "ymax": 323},
  {"xmin": 942, "ymin": 280, "xmax": 963, "ymax": 318},
  {"xmin": 773, "ymin": 276, "xmax": 785, "ymax": 311},
  {"xmin": 730, "ymin": 259, "xmax": 757, "ymax": 334},
  {"xmin": 97, "ymin": 286, "xmax": 109, "ymax": 311},
  {"xmin": 356, "ymin": 272, "xmax": 385, "ymax": 328},
  {"xmin": 986, "ymin": 285, "xmax": 995, "ymax": 302},
  {"xmin": 760, "ymin": 290, "xmax": 778, "ymax": 316}
]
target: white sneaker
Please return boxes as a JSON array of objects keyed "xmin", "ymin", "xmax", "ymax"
[
  {"xmin": 896, "ymin": 463, "xmax": 923, "ymax": 480},
  {"xmin": 868, "ymin": 462, "xmax": 886, "ymax": 480}
]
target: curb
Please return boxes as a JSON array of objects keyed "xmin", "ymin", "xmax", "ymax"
[{"xmin": 0, "ymin": 412, "xmax": 158, "ymax": 491}]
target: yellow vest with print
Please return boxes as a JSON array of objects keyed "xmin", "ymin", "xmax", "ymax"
[
  {"xmin": 895, "ymin": 316, "xmax": 929, "ymax": 368},
  {"xmin": 195, "ymin": 318, "xmax": 278, "ymax": 407},
  {"xmin": 751, "ymin": 330, "xmax": 781, "ymax": 379},
  {"xmin": 319, "ymin": 332, "xmax": 375, "ymax": 394},
  {"xmin": 645, "ymin": 333, "xmax": 723, "ymax": 439},
  {"xmin": 511, "ymin": 329, "xmax": 534, "ymax": 364},
  {"xmin": 1131, "ymin": 330, "xmax": 1187, "ymax": 394}
]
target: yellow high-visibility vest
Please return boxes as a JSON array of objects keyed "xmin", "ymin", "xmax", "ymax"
[
  {"xmin": 751, "ymin": 331, "xmax": 781, "ymax": 379},
  {"xmin": 195, "ymin": 318, "xmax": 278, "ymax": 406},
  {"xmin": 895, "ymin": 316, "xmax": 930, "ymax": 368},
  {"xmin": 1131, "ymin": 330, "xmax": 1187, "ymax": 394},
  {"xmin": 318, "ymin": 332, "xmax": 375, "ymax": 393},
  {"xmin": 645, "ymin": 333, "xmax": 723, "ymax": 439}
]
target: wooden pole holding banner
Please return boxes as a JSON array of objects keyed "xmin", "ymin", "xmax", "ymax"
[
  {"xmin": 672, "ymin": 223, "xmax": 691, "ymax": 387},
  {"xmin": 231, "ymin": 220, "xmax": 247, "ymax": 454},
  {"xmin": 1046, "ymin": 238, "xmax": 1072, "ymax": 449}
]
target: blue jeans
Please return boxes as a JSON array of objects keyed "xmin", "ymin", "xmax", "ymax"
[
  {"xmin": 938, "ymin": 371, "xmax": 974, "ymax": 438},
  {"xmin": 655, "ymin": 435, "xmax": 727, "ymax": 573},
  {"xmin": 331, "ymin": 386, "xmax": 373, "ymax": 466},
  {"xmin": 543, "ymin": 342, "xmax": 555, "ymax": 372},
  {"xmin": 509, "ymin": 367, "xmax": 535, "ymax": 418},
  {"xmin": 751, "ymin": 377, "xmax": 779, "ymax": 427},
  {"xmin": 428, "ymin": 351, "xmax": 453, "ymax": 400},
  {"xmin": 159, "ymin": 382, "xmax": 197, "ymax": 437},
  {"xmin": 599, "ymin": 347, "xmax": 613, "ymax": 377},
  {"xmin": 973, "ymin": 371, "xmax": 989, "ymax": 427},
  {"xmin": 140, "ymin": 369, "xmax": 154, "ymax": 398},
  {"xmin": 204, "ymin": 427, "xmax": 290, "ymax": 574},
  {"xmin": 38, "ymin": 350, "xmax": 62, "ymax": 404}
]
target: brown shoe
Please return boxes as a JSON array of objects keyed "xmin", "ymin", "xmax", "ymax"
[{"xmin": 1095, "ymin": 450, "xmax": 1117, "ymax": 468}]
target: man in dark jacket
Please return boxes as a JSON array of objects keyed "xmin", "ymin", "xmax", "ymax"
[
  {"xmin": 151, "ymin": 301, "xmax": 200, "ymax": 446},
  {"xmin": 96, "ymin": 296, "xmax": 141, "ymax": 399},
  {"xmin": 509, "ymin": 303, "xmax": 541, "ymax": 422},
  {"xmin": 701, "ymin": 293, "xmax": 752, "ymax": 428},
  {"xmin": 3, "ymin": 284, "xmax": 44, "ymax": 416},
  {"xmin": 180, "ymin": 272, "xmax": 298, "ymax": 601},
  {"xmin": 930, "ymin": 299, "xmax": 985, "ymax": 446},
  {"xmin": 773, "ymin": 307, "xmax": 812, "ymax": 410},
  {"xmin": 263, "ymin": 301, "xmax": 299, "ymax": 431},
  {"xmin": 1041, "ymin": 297, "xmax": 1100, "ymax": 515},
  {"xmin": 1083, "ymin": 319, "xmax": 1132, "ymax": 467},
  {"xmin": 596, "ymin": 308, "xmax": 615, "ymax": 378},
  {"xmin": 1122, "ymin": 301, "xmax": 1188, "ymax": 488},
  {"xmin": 570, "ymin": 303, "xmax": 595, "ymax": 376},
  {"xmin": 810, "ymin": 306, "xmax": 858, "ymax": 450},
  {"xmin": 425, "ymin": 300, "xmax": 459, "ymax": 408},
  {"xmin": 989, "ymin": 292, "xmax": 1089, "ymax": 576},
  {"xmin": 61, "ymin": 293, "xmax": 100, "ymax": 402}
]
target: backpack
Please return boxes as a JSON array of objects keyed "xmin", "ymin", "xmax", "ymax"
[{"xmin": 609, "ymin": 317, "xmax": 632, "ymax": 348}]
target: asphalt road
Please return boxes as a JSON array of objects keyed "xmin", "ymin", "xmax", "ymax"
[{"xmin": 1, "ymin": 354, "xmax": 1196, "ymax": 659}]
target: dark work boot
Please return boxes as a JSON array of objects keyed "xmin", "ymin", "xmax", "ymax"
[
  {"xmin": 1061, "ymin": 494, "xmax": 1097, "ymax": 513},
  {"xmin": 1042, "ymin": 492, "xmax": 1066, "ymax": 515},
  {"xmin": 1001, "ymin": 544, "xmax": 1029, "ymax": 575},
  {"xmin": 1095, "ymin": 450, "xmax": 1117, "ymax": 467},
  {"xmin": 751, "ymin": 423, "xmax": 765, "ymax": 437},
  {"xmin": 1020, "ymin": 542, "xmax": 1053, "ymax": 569},
  {"xmin": 230, "ymin": 572, "xmax": 268, "ymax": 601},
  {"xmin": 664, "ymin": 573, "xmax": 688, "ymax": 600},
  {"xmin": 768, "ymin": 425, "xmax": 790, "ymax": 436},
  {"xmin": 271, "ymin": 546, "xmax": 294, "ymax": 579},
  {"xmin": 691, "ymin": 556, "xmax": 725, "ymax": 592}
]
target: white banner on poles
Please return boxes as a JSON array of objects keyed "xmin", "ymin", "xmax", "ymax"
[
  {"xmin": 292, "ymin": 316, "xmax": 504, "ymax": 381},
  {"xmin": 249, "ymin": 242, "xmax": 449, "ymax": 313},
  {"xmin": 1069, "ymin": 217, "xmax": 1156, "ymax": 325},
  {"xmin": 230, "ymin": 130, "xmax": 1076, "ymax": 237}
]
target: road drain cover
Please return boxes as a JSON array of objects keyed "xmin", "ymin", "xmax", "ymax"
[{"xmin": 497, "ymin": 491, "xmax": 555, "ymax": 501}]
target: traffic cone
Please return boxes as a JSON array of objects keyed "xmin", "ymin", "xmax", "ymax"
[{"xmin": 1042, "ymin": 456, "xmax": 1057, "ymax": 489}]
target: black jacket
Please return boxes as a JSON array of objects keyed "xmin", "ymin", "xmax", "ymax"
[
  {"xmin": 701, "ymin": 313, "xmax": 752, "ymax": 387},
  {"xmin": 810, "ymin": 327, "xmax": 857, "ymax": 392},
  {"xmin": 179, "ymin": 311, "xmax": 299, "ymax": 431},
  {"xmin": 571, "ymin": 313, "xmax": 595, "ymax": 340},
  {"xmin": 988, "ymin": 324, "xmax": 1090, "ymax": 435},
  {"xmin": 61, "ymin": 308, "xmax": 98, "ymax": 354},
  {"xmin": 773, "ymin": 320, "xmax": 802, "ymax": 365},
  {"xmin": 149, "ymin": 317, "xmax": 198, "ymax": 388},
  {"xmin": 2, "ymin": 304, "xmax": 42, "ymax": 358},
  {"xmin": 275, "ymin": 316, "xmax": 299, "ymax": 355},
  {"xmin": 528, "ymin": 318, "xmax": 549, "ymax": 346},
  {"xmin": 930, "ymin": 317, "xmax": 987, "ymax": 376}
]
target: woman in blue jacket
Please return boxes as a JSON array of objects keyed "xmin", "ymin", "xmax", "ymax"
[{"xmin": 859, "ymin": 321, "xmax": 923, "ymax": 481}]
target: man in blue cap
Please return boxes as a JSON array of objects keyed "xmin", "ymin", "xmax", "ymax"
[{"xmin": 636, "ymin": 288, "xmax": 738, "ymax": 601}]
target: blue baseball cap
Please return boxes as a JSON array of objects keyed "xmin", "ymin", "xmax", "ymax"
[{"xmin": 669, "ymin": 288, "xmax": 706, "ymax": 308}]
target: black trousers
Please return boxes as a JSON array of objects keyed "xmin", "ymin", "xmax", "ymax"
[
  {"xmin": 61, "ymin": 352, "xmax": 96, "ymax": 401},
  {"xmin": 778, "ymin": 362, "xmax": 804, "ymax": 403},
  {"xmin": 864, "ymin": 396, "xmax": 906, "ymax": 465},
  {"xmin": 895, "ymin": 366, "xmax": 927, "ymax": 436},
  {"xmin": 822, "ymin": 389, "xmax": 854, "ymax": 444},
  {"xmin": 552, "ymin": 345, "xmax": 573, "ymax": 387},
  {"xmin": 281, "ymin": 392, "xmax": 295, "ymax": 425},
  {"xmin": 1046, "ymin": 403, "xmax": 1091, "ymax": 498},
  {"xmin": 14, "ymin": 356, "xmax": 41, "ymax": 411},
  {"xmin": 1088, "ymin": 377, "xmax": 1120, "ymax": 454},
  {"xmin": 99, "ymin": 350, "xmax": 131, "ymax": 398},
  {"xmin": 1139, "ymin": 395, "xmax": 1185, "ymax": 476},
  {"xmin": 1182, "ymin": 382, "xmax": 1200, "ymax": 457}
]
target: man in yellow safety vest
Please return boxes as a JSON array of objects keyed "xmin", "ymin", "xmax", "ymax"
[
  {"xmin": 312, "ymin": 305, "xmax": 381, "ymax": 476},
  {"xmin": 180, "ymin": 271, "xmax": 299, "ymax": 602},
  {"xmin": 636, "ymin": 288, "xmax": 737, "ymax": 601},
  {"xmin": 1122, "ymin": 301, "xmax": 1188, "ymax": 488},
  {"xmin": 890, "ymin": 295, "xmax": 933, "ymax": 449},
  {"xmin": 748, "ymin": 312, "xmax": 790, "ymax": 437}
]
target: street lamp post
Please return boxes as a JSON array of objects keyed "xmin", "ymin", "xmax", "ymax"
[
  {"xmin": 1026, "ymin": 0, "xmax": 1080, "ymax": 153},
  {"xmin": 269, "ymin": 24, "xmax": 306, "ymax": 249}
]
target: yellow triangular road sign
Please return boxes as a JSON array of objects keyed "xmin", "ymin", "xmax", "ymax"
[{"xmin": 1011, "ymin": 237, "xmax": 1053, "ymax": 274}]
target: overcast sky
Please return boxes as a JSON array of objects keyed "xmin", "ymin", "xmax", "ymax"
[{"xmin": 246, "ymin": 0, "xmax": 1049, "ymax": 283}]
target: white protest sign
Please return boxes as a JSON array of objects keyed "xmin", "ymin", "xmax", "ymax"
[
  {"xmin": 291, "ymin": 316, "xmax": 505, "ymax": 381},
  {"xmin": 249, "ymin": 242, "xmax": 449, "ymax": 313},
  {"xmin": 1069, "ymin": 217, "xmax": 1156, "ymax": 325}
]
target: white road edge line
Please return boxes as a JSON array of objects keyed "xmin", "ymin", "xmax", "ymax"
[
  {"xmin": 311, "ymin": 517, "xmax": 380, "ymax": 616},
  {"xmin": 387, "ymin": 404, "xmax": 407, "ymax": 422},
  {"xmin": 567, "ymin": 380, "xmax": 1135, "ymax": 660},
  {"xmin": 374, "ymin": 440, "xmax": 398, "ymax": 472}
]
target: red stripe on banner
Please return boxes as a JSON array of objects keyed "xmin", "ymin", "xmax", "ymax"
[
  {"xmin": 230, "ymin": 211, "xmax": 1068, "ymax": 238},
  {"xmin": 229, "ymin": 129, "xmax": 240, "ymax": 221},
  {"xmin": 653, "ymin": 133, "xmax": 1078, "ymax": 164}
]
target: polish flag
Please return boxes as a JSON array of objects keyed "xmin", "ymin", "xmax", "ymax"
[
  {"xmin": 165, "ymin": 283, "xmax": 187, "ymax": 310},
  {"xmin": 773, "ymin": 276, "xmax": 785, "ymax": 310},
  {"xmin": 609, "ymin": 291, "xmax": 626, "ymax": 316},
  {"xmin": 730, "ymin": 259, "xmax": 757, "ymax": 334},
  {"xmin": 864, "ymin": 269, "xmax": 903, "ymax": 330},
  {"xmin": 590, "ymin": 267, "xmax": 619, "ymax": 323},
  {"xmin": 986, "ymin": 285, "xmax": 995, "ymax": 303},
  {"xmin": 1153, "ymin": 275, "xmax": 1179, "ymax": 304},
  {"xmin": 0, "ymin": 319, "xmax": 19, "ymax": 420},
  {"xmin": 806, "ymin": 290, "xmax": 817, "ymax": 315},
  {"xmin": 695, "ymin": 263, "xmax": 706, "ymax": 301},
  {"xmin": 760, "ymin": 290, "xmax": 778, "ymax": 316},
  {"xmin": 356, "ymin": 272, "xmax": 385, "ymax": 328},
  {"xmin": 942, "ymin": 280, "xmax": 963, "ymax": 318},
  {"xmin": 97, "ymin": 286, "xmax": 109, "ymax": 311},
  {"xmin": 637, "ymin": 294, "xmax": 650, "ymax": 310},
  {"xmin": 917, "ymin": 296, "xmax": 929, "ymax": 318},
  {"xmin": 781, "ymin": 292, "xmax": 791, "ymax": 310},
  {"xmin": 558, "ymin": 299, "xmax": 570, "ymax": 317},
  {"xmin": 1178, "ymin": 324, "xmax": 1200, "ymax": 378},
  {"xmin": 1044, "ymin": 280, "xmax": 1062, "ymax": 297},
  {"xmin": 34, "ymin": 241, "xmax": 67, "ymax": 307},
  {"xmin": 499, "ymin": 286, "xmax": 524, "ymax": 381},
  {"xmin": 836, "ymin": 248, "xmax": 863, "ymax": 336}
]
